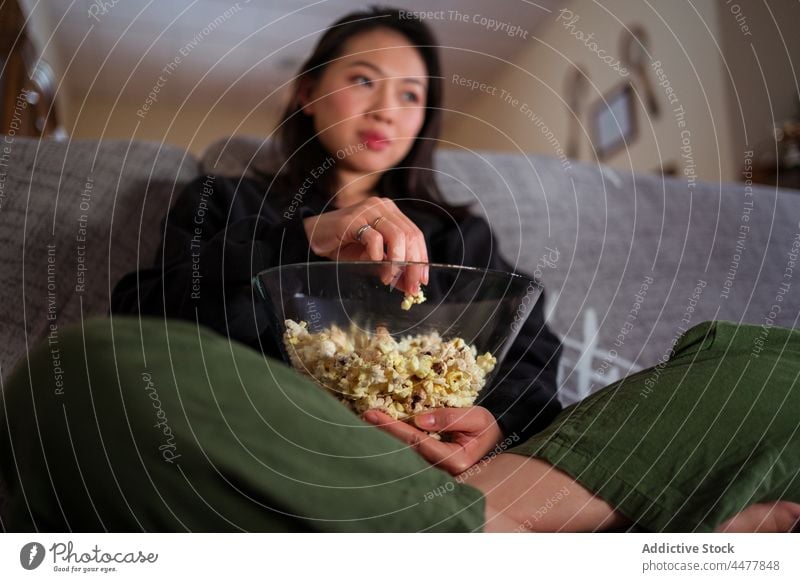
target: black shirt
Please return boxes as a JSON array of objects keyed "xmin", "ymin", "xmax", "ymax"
[{"xmin": 111, "ymin": 175, "xmax": 563, "ymax": 441}]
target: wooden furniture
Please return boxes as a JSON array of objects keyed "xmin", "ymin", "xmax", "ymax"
[
  {"xmin": 1, "ymin": 0, "xmax": 62, "ymax": 138},
  {"xmin": 751, "ymin": 164, "xmax": 800, "ymax": 191}
]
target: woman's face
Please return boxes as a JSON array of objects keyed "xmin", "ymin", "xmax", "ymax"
[{"xmin": 300, "ymin": 28, "xmax": 428, "ymax": 178}]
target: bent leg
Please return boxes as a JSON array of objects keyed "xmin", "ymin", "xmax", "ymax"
[
  {"xmin": 472, "ymin": 322, "xmax": 800, "ymax": 532},
  {"xmin": 0, "ymin": 316, "xmax": 484, "ymax": 532},
  {"xmin": 462, "ymin": 455, "xmax": 630, "ymax": 532}
]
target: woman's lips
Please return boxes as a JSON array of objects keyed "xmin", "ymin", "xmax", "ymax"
[{"xmin": 358, "ymin": 130, "xmax": 389, "ymax": 151}]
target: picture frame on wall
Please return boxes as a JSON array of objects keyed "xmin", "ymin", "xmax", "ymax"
[{"xmin": 590, "ymin": 82, "xmax": 638, "ymax": 161}]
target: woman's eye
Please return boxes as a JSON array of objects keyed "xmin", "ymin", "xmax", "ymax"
[
  {"xmin": 352, "ymin": 75, "xmax": 372, "ymax": 87},
  {"xmin": 403, "ymin": 91, "xmax": 420, "ymax": 103}
]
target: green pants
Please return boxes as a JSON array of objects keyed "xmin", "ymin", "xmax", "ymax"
[
  {"xmin": 510, "ymin": 320, "xmax": 800, "ymax": 532},
  {"xmin": 0, "ymin": 317, "xmax": 484, "ymax": 532},
  {"xmin": 1, "ymin": 317, "xmax": 798, "ymax": 532}
]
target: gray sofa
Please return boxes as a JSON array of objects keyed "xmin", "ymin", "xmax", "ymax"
[
  {"xmin": 4, "ymin": 134, "xmax": 800, "ymax": 398},
  {"xmin": 2, "ymin": 135, "xmax": 799, "ymax": 526}
]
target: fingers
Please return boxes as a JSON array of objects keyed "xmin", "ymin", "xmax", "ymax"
[
  {"xmin": 364, "ymin": 410, "xmax": 474, "ymax": 475},
  {"xmin": 364, "ymin": 410, "xmax": 426, "ymax": 444},
  {"xmin": 364, "ymin": 410, "xmax": 438, "ymax": 456},
  {"xmin": 349, "ymin": 198, "xmax": 421, "ymax": 291},
  {"xmin": 371, "ymin": 213, "xmax": 406, "ymax": 262},
  {"xmin": 414, "ymin": 406, "xmax": 499, "ymax": 436},
  {"xmin": 362, "ymin": 409, "xmax": 411, "ymax": 432},
  {"xmin": 386, "ymin": 199, "xmax": 428, "ymax": 292},
  {"xmin": 357, "ymin": 227, "xmax": 385, "ymax": 262},
  {"xmin": 370, "ymin": 199, "xmax": 427, "ymax": 294},
  {"xmin": 307, "ymin": 197, "xmax": 429, "ymax": 292},
  {"xmin": 369, "ymin": 214, "xmax": 406, "ymax": 286},
  {"xmin": 406, "ymin": 259, "xmax": 429, "ymax": 292}
]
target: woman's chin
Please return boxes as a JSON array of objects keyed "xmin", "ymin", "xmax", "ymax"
[{"xmin": 341, "ymin": 151, "xmax": 402, "ymax": 174}]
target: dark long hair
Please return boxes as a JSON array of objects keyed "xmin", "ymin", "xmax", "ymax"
[{"xmin": 268, "ymin": 5, "xmax": 468, "ymax": 216}]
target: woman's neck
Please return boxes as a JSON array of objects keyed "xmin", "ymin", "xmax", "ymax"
[{"xmin": 332, "ymin": 168, "xmax": 381, "ymax": 209}]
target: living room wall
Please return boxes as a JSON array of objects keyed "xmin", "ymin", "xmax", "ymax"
[
  {"xmin": 19, "ymin": 0, "xmax": 796, "ymax": 172},
  {"xmin": 718, "ymin": 0, "xmax": 800, "ymax": 171},
  {"xmin": 68, "ymin": 94, "xmax": 281, "ymax": 156},
  {"xmin": 441, "ymin": 0, "xmax": 740, "ymax": 183},
  {"xmin": 17, "ymin": 0, "xmax": 284, "ymax": 156}
]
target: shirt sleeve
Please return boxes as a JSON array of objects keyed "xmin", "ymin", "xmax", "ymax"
[
  {"xmin": 431, "ymin": 213, "xmax": 563, "ymax": 441},
  {"xmin": 110, "ymin": 175, "xmax": 321, "ymax": 354}
]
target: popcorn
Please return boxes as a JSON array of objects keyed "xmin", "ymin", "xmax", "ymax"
[
  {"xmin": 283, "ymin": 319, "xmax": 496, "ymax": 420},
  {"xmin": 400, "ymin": 289, "xmax": 426, "ymax": 310}
]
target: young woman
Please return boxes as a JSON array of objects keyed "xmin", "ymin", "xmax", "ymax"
[
  {"xmin": 110, "ymin": 7, "xmax": 563, "ymax": 473},
  {"xmin": 2, "ymin": 7, "xmax": 796, "ymax": 533}
]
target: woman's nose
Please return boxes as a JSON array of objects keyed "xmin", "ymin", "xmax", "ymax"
[{"xmin": 367, "ymin": 84, "xmax": 396, "ymax": 123}]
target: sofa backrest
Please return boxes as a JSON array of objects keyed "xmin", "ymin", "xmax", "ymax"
[
  {"xmin": 202, "ymin": 136, "xmax": 800, "ymax": 404},
  {"xmin": 0, "ymin": 137, "xmax": 198, "ymax": 378}
]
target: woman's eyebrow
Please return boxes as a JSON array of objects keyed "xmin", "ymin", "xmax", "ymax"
[{"xmin": 346, "ymin": 60, "xmax": 426, "ymax": 87}]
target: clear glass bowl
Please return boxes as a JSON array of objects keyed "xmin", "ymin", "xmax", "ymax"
[{"xmin": 254, "ymin": 261, "xmax": 542, "ymax": 389}]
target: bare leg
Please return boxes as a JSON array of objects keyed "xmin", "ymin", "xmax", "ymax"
[
  {"xmin": 460, "ymin": 453, "xmax": 631, "ymax": 532},
  {"xmin": 462, "ymin": 453, "xmax": 800, "ymax": 532}
]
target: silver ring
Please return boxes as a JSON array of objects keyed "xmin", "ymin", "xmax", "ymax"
[{"xmin": 354, "ymin": 223, "xmax": 372, "ymax": 243}]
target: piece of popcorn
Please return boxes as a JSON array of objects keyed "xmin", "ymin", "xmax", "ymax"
[{"xmin": 400, "ymin": 288, "xmax": 426, "ymax": 311}]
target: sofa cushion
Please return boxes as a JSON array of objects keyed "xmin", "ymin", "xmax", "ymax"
[
  {"xmin": 434, "ymin": 150, "xmax": 800, "ymax": 404},
  {"xmin": 0, "ymin": 137, "xmax": 198, "ymax": 378}
]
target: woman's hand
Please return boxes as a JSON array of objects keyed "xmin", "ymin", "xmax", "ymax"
[
  {"xmin": 363, "ymin": 406, "xmax": 504, "ymax": 475},
  {"xmin": 302, "ymin": 197, "xmax": 428, "ymax": 294}
]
